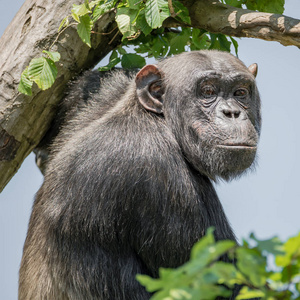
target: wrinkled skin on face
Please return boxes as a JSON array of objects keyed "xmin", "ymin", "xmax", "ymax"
[{"xmin": 136, "ymin": 51, "xmax": 261, "ymax": 180}]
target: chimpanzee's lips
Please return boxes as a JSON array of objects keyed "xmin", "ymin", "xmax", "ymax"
[{"xmin": 218, "ymin": 143, "xmax": 257, "ymax": 149}]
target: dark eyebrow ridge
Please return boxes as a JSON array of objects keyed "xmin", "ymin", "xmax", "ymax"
[{"xmin": 193, "ymin": 70, "xmax": 254, "ymax": 83}]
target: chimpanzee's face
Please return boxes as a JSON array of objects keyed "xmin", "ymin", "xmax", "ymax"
[
  {"xmin": 136, "ymin": 51, "xmax": 261, "ymax": 180},
  {"xmin": 181, "ymin": 69, "xmax": 260, "ymax": 180}
]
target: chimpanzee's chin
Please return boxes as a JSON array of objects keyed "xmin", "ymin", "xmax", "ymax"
[{"xmin": 215, "ymin": 145, "xmax": 257, "ymax": 178}]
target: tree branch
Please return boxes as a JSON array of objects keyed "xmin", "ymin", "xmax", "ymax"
[
  {"xmin": 0, "ymin": 0, "xmax": 121, "ymax": 192},
  {"xmin": 182, "ymin": 0, "xmax": 300, "ymax": 48}
]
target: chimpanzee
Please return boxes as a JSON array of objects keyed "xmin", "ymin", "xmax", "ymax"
[{"xmin": 19, "ymin": 50, "xmax": 261, "ymax": 300}]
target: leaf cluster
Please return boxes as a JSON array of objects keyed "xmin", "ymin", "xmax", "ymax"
[
  {"xmin": 18, "ymin": 51, "xmax": 60, "ymax": 96},
  {"xmin": 137, "ymin": 229, "xmax": 300, "ymax": 300},
  {"xmin": 100, "ymin": 0, "xmax": 284, "ymax": 70},
  {"xmin": 18, "ymin": 0, "xmax": 285, "ymax": 95},
  {"xmin": 18, "ymin": 0, "xmax": 117, "ymax": 95},
  {"xmin": 100, "ymin": 0, "xmax": 240, "ymax": 70}
]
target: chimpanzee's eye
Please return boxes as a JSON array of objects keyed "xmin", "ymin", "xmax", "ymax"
[
  {"xmin": 201, "ymin": 85, "xmax": 217, "ymax": 98},
  {"xmin": 234, "ymin": 88, "xmax": 249, "ymax": 98}
]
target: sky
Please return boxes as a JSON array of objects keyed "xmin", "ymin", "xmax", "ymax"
[{"xmin": 0, "ymin": 0, "xmax": 299, "ymax": 299}]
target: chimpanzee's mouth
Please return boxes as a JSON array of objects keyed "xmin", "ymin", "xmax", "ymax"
[{"xmin": 218, "ymin": 143, "xmax": 257, "ymax": 149}]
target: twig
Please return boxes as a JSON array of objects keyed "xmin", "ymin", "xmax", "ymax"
[
  {"xmin": 108, "ymin": 29, "xmax": 121, "ymax": 45},
  {"xmin": 168, "ymin": 0, "xmax": 176, "ymax": 17},
  {"xmin": 91, "ymin": 26, "xmax": 118, "ymax": 35},
  {"xmin": 49, "ymin": 22, "xmax": 78, "ymax": 51}
]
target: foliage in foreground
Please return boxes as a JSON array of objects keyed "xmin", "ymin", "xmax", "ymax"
[
  {"xmin": 137, "ymin": 228, "xmax": 300, "ymax": 300},
  {"xmin": 18, "ymin": 0, "xmax": 285, "ymax": 95}
]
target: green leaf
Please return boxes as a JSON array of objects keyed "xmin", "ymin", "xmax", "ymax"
[
  {"xmin": 58, "ymin": 16, "xmax": 69, "ymax": 32},
  {"xmin": 245, "ymin": 0, "xmax": 285, "ymax": 14},
  {"xmin": 28, "ymin": 57, "xmax": 58, "ymax": 90},
  {"xmin": 172, "ymin": 1, "xmax": 191, "ymax": 24},
  {"xmin": 92, "ymin": 0, "xmax": 115, "ymax": 22},
  {"xmin": 264, "ymin": 0, "xmax": 285, "ymax": 14},
  {"xmin": 110, "ymin": 49, "xmax": 118, "ymax": 61},
  {"xmin": 191, "ymin": 29, "xmax": 210, "ymax": 50},
  {"xmin": 169, "ymin": 288, "xmax": 193, "ymax": 299},
  {"xmin": 77, "ymin": 14, "xmax": 93, "ymax": 47},
  {"xmin": 18, "ymin": 67, "xmax": 33, "ymax": 96},
  {"xmin": 72, "ymin": 13, "xmax": 80, "ymax": 23},
  {"xmin": 207, "ymin": 33, "xmax": 234, "ymax": 52},
  {"xmin": 236, "ymin": 248, "xmax": 267, "ymax": 287},
  {"xmin": 225, "ymin": 0, "xmax": 243, "ymax": 8},
  {"xmin": 190, "ymin": 228, "xmax": 235, "ymax": 265},
  {"xmin": 202, "ymin": 262, "xmax": 239, "ymax": 286},
  {"xmin": 89, "ymin": 0, "xmax": 99, "ymax": 9},
  {"xmin": 42, "ymin": 51, "xmax": 61, "ymax": 62},
  {"xmin": 217, "ymin": 34, "xmax": 231, "ymax": 52},
  {"xmin": 208, "ymin": 33, "xmax": 217, "ymax": 49},
  {"xmin": 244, "ymin": 0, "xmax": 258, "ymax": 11},
  {"xmin": 236, "ymin": 286, "xmax": 265, "ymax": 299},
  {"xmin": 281, "ymin": 264, "xmax": 300, "ymax": 283},
  {"xmin": 276, "ymin": 232, "xmax": 300, "ymax": 267},
  {"xmin": 189, "ymin": 240, "xmax": 236, "ymax": 276},
  {"xmin": 128, "ymin": 0, "xmax": 141, "ymax": 10},
  {"xmin": 250, "ymin": 233, "xmax": 284, "ymax": 256},
  {"xmin": 164, "ymin": 284, "xmax": 231, "ymax": 300},
  {"xmin": 116, "ymin": 7, "xmax": 138, "ymax": 39},
  {"xmin": 136, "ymin": 274, "xmax": 165, "ymax": 293},
  {"xmin": 117, "ymin": 46, "xmax": 127, "ymax": 55},
  {"xmin": 229, "ymin": 36, "xmax": 239, "ymax": 56},
  {"xmin": 145, "ymin": 0, "xmax": 170, "ymax": 29},
  {"xmin": 190, "ymin": 227, "xmax": 215, "ymax": 260},
  {"xmin": 136, "ymin": 10, "xmax": 153, "ymax": 36},
  {"xmin": 168, "ymin": 28, "xmax": 190, "ymax": 55},
  {"xmin": 72, "ymin": 3, "xmax": 92, "ymax": 18},
  {"xmin": 150, "ymin": 36, "xmax": 169, "ymax": 58},
  {"xmin": 98, "ymin": 57, "xmax": 121, "ymax": 71},
  {"xmin": 121, "ymin": 53, "xmax": 146, "ymax": 69}
]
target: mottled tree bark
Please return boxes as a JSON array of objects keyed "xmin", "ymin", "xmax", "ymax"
[{"xmin": 0, "ymin": 0, "xmax": 299, "ymax": 192}]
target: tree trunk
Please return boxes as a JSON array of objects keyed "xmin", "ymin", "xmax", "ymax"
[{"xmin": 0, "ymin": 0, "xmax": 121, "ymax": 192}]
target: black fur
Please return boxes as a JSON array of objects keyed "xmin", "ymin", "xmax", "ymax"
[{"xmin": 19, "ymin": 50, "xmax": 261, "ymax": 299}]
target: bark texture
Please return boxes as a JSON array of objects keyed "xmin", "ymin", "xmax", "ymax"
[{"xmin": 0, "ymin": 0, "xmax": 121, "ymax": 191}]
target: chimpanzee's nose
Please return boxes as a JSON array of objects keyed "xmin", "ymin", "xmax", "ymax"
[{"xmin": 222, "ymin": 108, "xmax": 241, "ymax": 119}]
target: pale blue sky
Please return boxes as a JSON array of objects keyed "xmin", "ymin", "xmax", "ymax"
[{"xmin": 0, "ymin": 1, "xmax": 300, "ymax": 299}]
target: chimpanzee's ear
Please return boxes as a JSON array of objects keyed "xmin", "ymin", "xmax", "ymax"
[
  {"xmin": 248, "ymin": 63, "xmax": 258, "ymax": 78},
  {"xmin": 135, "ymin": 65, "xmax": 164, "ymax": 114}
]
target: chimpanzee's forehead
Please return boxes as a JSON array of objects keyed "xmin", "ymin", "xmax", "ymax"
[
  {"xmin": 190, "ymin": 54, "xmax": 249, "ymax": 74},
  {"xmin": 158, "ymin": 50, "xmax": 250, "ymax": 78},
  {"xmin": 192, "ymin": 69, "xmax": 254, "ymax": 82}
]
